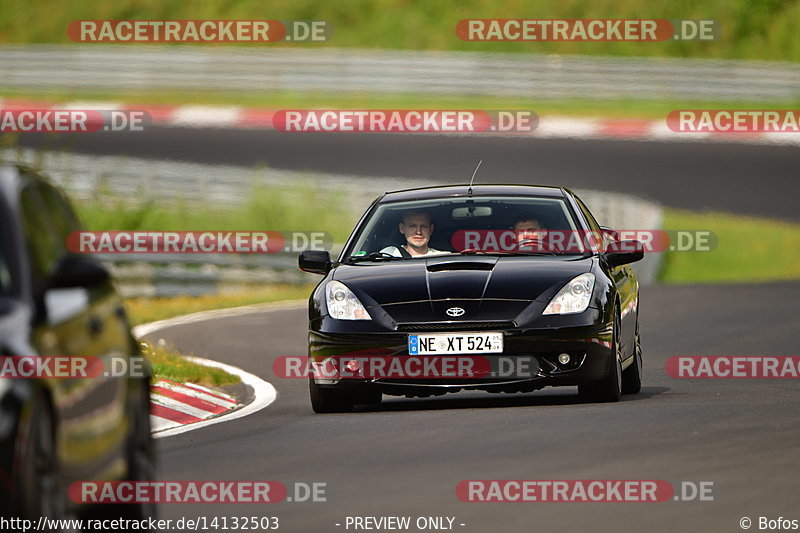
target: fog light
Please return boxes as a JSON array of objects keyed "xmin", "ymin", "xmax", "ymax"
[
  {"xmin": 558, "ymin": 353, "xmax": 571, "ymax": 365},
  {"xmin": 346, "ymin": 359, "xmax": 361, "ymax": 372}
]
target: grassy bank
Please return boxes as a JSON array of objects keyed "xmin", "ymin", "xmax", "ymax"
[
  {"xmin": 143, "ymin": 342, "xmax": 240, "ymax": 386},
  {"xmin": 132, "ymin": 286, "xmax": 317, "ymax": 385},
  {"xmin": 126, "ymin": 284, "xmax": 314, "ymax": 325},
  {"xmin": 1, "ymin": 0, "xmax": 799, "ymax": 61},
  {"xmin": 660, "ymin": 209, "xmax": 800, "ymax": 283}
]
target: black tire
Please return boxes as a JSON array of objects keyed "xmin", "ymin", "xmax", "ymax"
[
  {"xmin": 121, "ymin": 378, "xmax": 157, "ymax": 519},
  {"xmin": 622, "ymin": 319, "xmax": 643, "ymax": 395},
  {"xmin": 579, "ymin": 311, "xmax": 622, "ymax": 403},
  {"xmin": 309, "ymin": 377, "xmax": 355, "ymax": 413},
  {"xmin": 15, "ymin": 390, "xmax": 65, "ymax": 524},
  {"xmin": 86, "ymin": 379, "xmax": 156, "ymax": 530}
]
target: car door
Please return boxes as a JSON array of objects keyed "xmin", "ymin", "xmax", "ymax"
[
  {"xmin": 574, "ymin": 196, "xmax": 637, "ymax": 357},
  {"xmin": 20, "ymin": 176, "xmax": 130, "ymax": 483}
]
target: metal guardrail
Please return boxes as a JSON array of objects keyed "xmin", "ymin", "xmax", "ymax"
[
  {"xmin": 2, "ymin": 148, "xmax": 663, "ymax": 294},
  {"xmin": 100, "ymin": 189, "xmax": 662, "ymax": 298},
  {"xmin": 98, "ymin": 252, "xmax": 324, "ymax": 297},
  {"xmin": 92, "ymin": 190, "xmax": 660, "ymax": 297},
  {"xmin": 1, "ymin": 45, "xmax": 798, "ymax": 101},
  {"xmin": 0, "ymin": 147, "xmax": 393, "ymax": 211}
]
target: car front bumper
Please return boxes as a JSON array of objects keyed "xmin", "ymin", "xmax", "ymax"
[{"xmin": 309, "ymin": 315, "xmax": 614, "ymax": 397}]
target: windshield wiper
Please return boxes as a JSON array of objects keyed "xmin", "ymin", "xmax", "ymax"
[
  {"xmin": 459, "ymin": 249, "xmax": 564, "ymax": 257},
  {"xmin": 347, "ymin": 251, "xmax": 403, "ymax": 263}
]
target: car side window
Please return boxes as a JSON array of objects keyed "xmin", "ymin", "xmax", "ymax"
[
  {"xmin": 574, "ymin": 197, "xmax": 600, "ymax": 232},
  {"xmin": 39, "ymin": 183, "xmax": 81, "ymax": 239},
  {"xmin": 574, "ymin": 196, "xmax": 606, "ymax": 253},
  {"xmin": 19, "ymin": 183, "xmax": 66, "ymax": 280}
]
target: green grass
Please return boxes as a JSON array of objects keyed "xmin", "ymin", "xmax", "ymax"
[
  {"xmin": 1, "ymin": 0, "xmax": 799, "ymax": 61},
  {"xmin": 3, "ymin": 88, "xmax": 798, "ymax": 120},
  {"xmin": 142, "ymin": 342, "xmax": 240, "ymax": 386},
  {"xmin": 660, "ymin": 209, "xmax": 800, "ymax": 283},
  {"xmin": 125, "ymin": 284, "xmax": 315, "ymax": 325}
]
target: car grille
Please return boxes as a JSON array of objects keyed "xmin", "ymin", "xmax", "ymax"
[{"xmin": 396, "ymin": 321, "xmax": 515, "ymax": 331}]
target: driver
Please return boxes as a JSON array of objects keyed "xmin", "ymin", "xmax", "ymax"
[{"xmin": 380, "ymin": 210, "xmax": 447, "ymax": 258}]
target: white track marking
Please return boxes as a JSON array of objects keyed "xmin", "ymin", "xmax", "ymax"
[{"xmin": 134, "ymin": 300, "xmax": 303, "ymax": 438}]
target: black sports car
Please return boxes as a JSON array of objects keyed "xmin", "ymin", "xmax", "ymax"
[{"xmin": 299, "ymin": 184, "xmax": 644, "ymax": 413}]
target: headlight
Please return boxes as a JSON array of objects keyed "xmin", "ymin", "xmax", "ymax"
[
  {"xmin": 542, "ymin": 273, "xmax": 596, "ymax": 315},
  {"xmin": 325, "ymin": 281, "xmax": 371, "ymax": 320}
]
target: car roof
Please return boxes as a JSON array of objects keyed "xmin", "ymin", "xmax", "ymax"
[
  {"xmin": 377, "ymin": 184, "xmax": 569, "ymax": 203},
  {"xmin": 0, "ymin": 163, "xmax": 47, "ymax": 195},
  {"xmin": 0, "ymin": 165, "xmax": 21, "ymax": 201},
  {"xmin": 0, "ymin": 164, "xmax": 61, "ymax": 201}
]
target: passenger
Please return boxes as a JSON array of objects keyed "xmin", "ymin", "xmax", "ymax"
[{"xmin": 513, "ymin": 212, "xmax": 547, "ymax": 246}]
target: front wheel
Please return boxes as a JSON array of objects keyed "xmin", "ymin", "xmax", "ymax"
[
  {"xmin": 622, "ymin": 319, "xmax": 642, "ymax": 394},
  {"xmin": 15, "ymin": 390, "xmax": 64, "ymax": 522},
  {"xmin": 85, "ymin": 378, "xmax": 156, "ymax": 530},
  {"xmin": 579, "ymin": 312, "xmax": 622, "ymax": 403},
  {"xmin": 309, "ymin": 377, "xmax": 355, "ymax": 413}
]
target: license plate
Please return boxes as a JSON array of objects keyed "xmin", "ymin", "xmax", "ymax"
[{"xmin": 408, "ymin": 332, "xmax": 503, "ymax": 355}]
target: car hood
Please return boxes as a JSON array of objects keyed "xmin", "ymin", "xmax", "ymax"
[{"xmin": 333, "ymin": 255, "xmax": 593, "ymax": 322}]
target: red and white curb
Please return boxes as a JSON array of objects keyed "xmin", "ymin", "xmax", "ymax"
[
  {"xmin": 132, "ymin": 303, "xmax": 300, "ymax": 438},
  {"xmin": 144, "ymin": 353, "xmax": 278, "ymax": 439},
  {"xmin": 2, "ymin": 98, "xmax": 798, "ymax": 146},
  {"xmin": 150, "ymin": 378, "xmax": 240, "ymax": 434}
]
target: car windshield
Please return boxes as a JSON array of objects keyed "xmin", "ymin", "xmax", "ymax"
[{"xmin": 344, "ymin": 196, "xmax": 589, "ymax": 262}]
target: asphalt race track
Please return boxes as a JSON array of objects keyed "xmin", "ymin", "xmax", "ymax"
[
  {"xmin": 144, "ymin": 282, "xmax": 799, "ymax": 532},
  {"xmin": 16, "ymin": 128, "xmax": 800, "ymax": 220},
  {"xmin": 28, "ymin": 129, "xmax": 798, "ymax": 530}
]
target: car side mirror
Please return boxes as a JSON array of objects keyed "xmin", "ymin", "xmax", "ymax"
[
  {"xmin": 48, "ymin": 255, "xmax": 110, "ymax": 289},
  {"xmin": 44, "ymin": 287, "xmax": 90, "ymax": 326},
  {"xmin": 601, "ymin": 226, "xmax": 620, "ymax": 241},
  {"xmin": 604, "ymin": 240, "xmax": 644, "ymax": 267},
  {"xmin": 299, "ymin": 250, "xmax": 332, "ymax": 275}
]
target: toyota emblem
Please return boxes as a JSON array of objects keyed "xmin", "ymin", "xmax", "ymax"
[{"xmin": 446, "ymin": 307, "xmax": 465, "ymax": 317}]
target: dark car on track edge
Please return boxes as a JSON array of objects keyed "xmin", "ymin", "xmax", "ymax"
[{"xmin": 300, "ymin": 184, "xmax": 644, "ymax": 413}]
